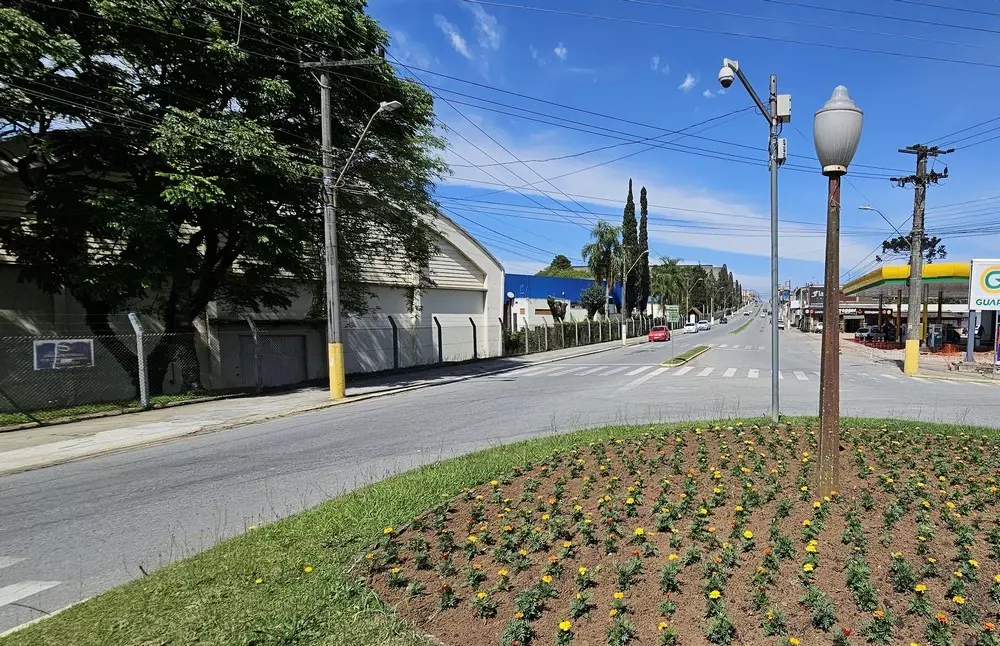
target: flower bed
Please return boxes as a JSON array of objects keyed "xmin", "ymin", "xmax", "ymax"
[{"xmin": 365, "ymin": 423, "xmax": 1000, "ymax": 646}]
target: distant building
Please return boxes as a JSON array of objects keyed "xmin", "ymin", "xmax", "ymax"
[{"xmin": 504, "ymin": 274, "xmax": 612, "ymax": 329}]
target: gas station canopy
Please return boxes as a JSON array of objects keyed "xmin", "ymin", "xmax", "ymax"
[{"xmin": 842, "ymin": 262, "xmax": 970, "ymax": 300}]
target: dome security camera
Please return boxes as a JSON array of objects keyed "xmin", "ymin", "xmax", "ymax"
[{"xmin": 718, "ymin": 65, "xmax": 735, "ymax": 89}]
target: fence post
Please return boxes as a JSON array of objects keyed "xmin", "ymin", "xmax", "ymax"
[
  {"xmin": 498, "ymin": 317, "xmax": 505, "ymax": 357},
  {"xmin": 434, "ymin": 316, "xmax": 443, "ymax": 363},
  {"xmin": 387, "ymin": 315, "xmax": 399, "ymax": 369},
  {"xmin": 575, "ymin": 320, "xmax": 579, "ymax": 346},
  {"xmin": 543, "ymin": 322, "xmax": 548, "ymax": 352},
  {"xmin": 244, "ymin": 315, "xmax": 263, "ymax": 393},
  {"xmin": 525, "ymin": 324, "xmax": 529, "ymax": 355},
  {"xmin": 598, "ymin": 319, "xmax": 603, "ymax": 342},
  {"xmin": 560, "ymin": 322, "xmax": 565, "ymax": 348},
  {"xmin": 469, "ymin": 317, "xmax": 478, "ymax": 359},
  {"xmin": 128, "ymin": 313, "xmax": 150, "ymax": 409}
]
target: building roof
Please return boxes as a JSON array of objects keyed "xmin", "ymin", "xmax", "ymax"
[
  {"xmin": 842, "ymin": 262, "xmax": 970, "ymax": 299},
  {"xmin": 505, "ymin": 274, "xmax": 605, "ymax": 302}
]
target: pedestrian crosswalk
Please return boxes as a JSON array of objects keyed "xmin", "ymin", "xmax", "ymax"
[
  {"xmin": 0, "ymin": 556, "xmax": 59, "ymax": 617},
  {"xmin": 715, "ymin": 344, "xmax": 766, "ymax": 351},
  {"xmin": 508, "ymin": 362, "xmax": 973, "ymax": 390}
]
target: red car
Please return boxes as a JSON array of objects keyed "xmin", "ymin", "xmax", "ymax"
[{"xmin": 648, "ymin": 325, "xmax": 670, "ymax": 342}]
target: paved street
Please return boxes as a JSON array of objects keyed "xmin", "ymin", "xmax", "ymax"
[{"xmin": 1, "ymin": 316, "xmax": 996, "ymax": 634}]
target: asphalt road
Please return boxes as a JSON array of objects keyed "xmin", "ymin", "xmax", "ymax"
[{"xmin": 1, "ymin": 312, "xmax": 996, "ymax": 633}]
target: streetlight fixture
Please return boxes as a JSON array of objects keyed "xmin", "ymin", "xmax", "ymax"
[
  {"xmin": 719, "ymin": 58, "xmax": 789, "ymax": 423},
  {"xmin": 621, "ymin": 249, "xmax": 650, "ymax": 346},
  {"xmin": 813, "ymin": 85, "xmax": 863, "ymax": 497},
  {"xmin": 323, "ymin": 99, "xmax": 403, "ymax": 399}
]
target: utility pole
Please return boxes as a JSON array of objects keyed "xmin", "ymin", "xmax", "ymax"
[{"xmin": 891, "ymin": 144, "xmax": 952, "ymax": 376}]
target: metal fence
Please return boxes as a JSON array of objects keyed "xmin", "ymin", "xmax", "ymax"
[{"xmin": 502, "ymin": 316, "xmax": 662, "ymax": 357}]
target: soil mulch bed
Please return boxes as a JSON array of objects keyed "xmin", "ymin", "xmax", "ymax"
[{"xmin": 364, "ymin": 423, "xmax": 1000, "ymax": 646}]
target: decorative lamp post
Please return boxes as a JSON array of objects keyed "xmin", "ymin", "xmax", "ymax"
[{"xmin": 813, "ymin": 86, "xmax": 863, "ymax": 496}]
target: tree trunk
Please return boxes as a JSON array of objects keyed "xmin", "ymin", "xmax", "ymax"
[
  {"xmin": 78, "ymin": 297, "xmax": 142, "ymax": 395},
  {"xmin": 146, "ymin": 329, "xmax": 201, "ymax": 396}
]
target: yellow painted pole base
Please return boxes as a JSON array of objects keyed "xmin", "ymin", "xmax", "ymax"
[
  {"xmin": 328, "ymin": 342, "xmax": 346, "ymax": 399},
  {"xmin": 903, "ymin": 339, "xmax": 920, "ymax": 376}
]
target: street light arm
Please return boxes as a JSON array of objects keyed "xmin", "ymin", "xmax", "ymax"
[
  {"xmin": 334, "ymin": 106, "xmax": 384, "ymax": 188},
  {"xmin": 726, "ymin": 62, "xmax": 772, "ymax": 125}
]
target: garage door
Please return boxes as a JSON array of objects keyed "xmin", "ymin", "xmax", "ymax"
[{"xmin": 240, "ymin": 335, "xmax": 307, "ymax": 388}]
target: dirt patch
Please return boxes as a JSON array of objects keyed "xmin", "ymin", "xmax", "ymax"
[{"xmin": 365, "ymin": 423, "xmax": 1000, "ymax": 645}]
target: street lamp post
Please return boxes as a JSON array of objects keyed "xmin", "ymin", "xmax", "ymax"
[
  {"xmin": 718, "ymin": 58, "xmax": 790, "ymax": 423},
  {"xmin": 322, "ymin": 99, "xmax": 402, "ymax": 399},
  {"xmin": 813, "ymin": 86, "xmax": 864, "ymax": 497},
  {"xmin": 621, "ymin": 249, "xmax": 650, "ymax": 346}
]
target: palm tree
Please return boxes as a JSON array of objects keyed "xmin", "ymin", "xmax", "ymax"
[
  {"xmin": 581, "ymin": 221, "xmax": 621, "ymax": 318},
  {"xmin": 651, "ymin": 257, "xmax": 681, "ymax": 320}
]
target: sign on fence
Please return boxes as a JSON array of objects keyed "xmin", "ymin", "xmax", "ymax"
[
  {"xmin": 33, "ymin": 339, "xmax": 95, "ymax": 370},
  {"xmin": 665, "ymin": 305, "xmax": 680, "ymax": 324}
]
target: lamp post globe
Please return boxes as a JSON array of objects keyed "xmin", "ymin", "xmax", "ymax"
[{"xmin": 813, "ymin": 86, "xmax": 863, "ymax": 177}]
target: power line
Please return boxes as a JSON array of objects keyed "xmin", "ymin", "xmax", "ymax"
[{"xmin": 465, "ymin": 0, "xmax": 1000, "ymax": 70}]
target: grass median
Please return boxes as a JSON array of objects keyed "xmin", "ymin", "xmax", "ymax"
[
  {"xmin": 5, "ymin": 417, "xmax": 999, "ymax": 646},
  {"xmin": 729, "ymin": 312, "xmax": 759, "ymax": 336},
  {"xmin": 660, "ymin": 344, "xmax": 711, "ymax": 366}
]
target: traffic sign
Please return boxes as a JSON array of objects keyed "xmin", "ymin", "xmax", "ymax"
[{"xmin": 665, "ymin": 305, "xmax": 680, "ymax": 323}]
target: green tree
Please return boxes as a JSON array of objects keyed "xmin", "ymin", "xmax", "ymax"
[
  {"xmin": 0, "ymin": 0, "xmax": 444, "ymax": 392},
  {"xmin": 579, "ymin": 282, "xmax": 606, "ymax": 320},
  {"xmin": 581, "ymin": 221, "xmax": 620, "ymax": 318},
  {"xmin": 637, "ymin": 186, "xmax": 650, "ymax": 315},
  {"xmin": 877, "ymin": 234, "xmax": 947, "ymax": 264},
  {"xmin": 536, "ymin": 254, "xmax": 590, "ymax": 278},
  {"xmin": 620, "ymin": 179, "xmax": 639, "ymax": 315},
  {"xmin": 650, "ymin": 257, "xmax": 681, "ymax": 315}
]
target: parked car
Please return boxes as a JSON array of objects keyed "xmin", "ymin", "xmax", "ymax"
[
  {"xmin": 743, "ymin": 311, "xmax": 751, "ymax": 317},
  {"xmin": 697, "ymin": 320, "xmax": 711, "ymax": 331},
  {"xmin": 684, "ymin": 322, "xmax": 698, "ymax": 334},
  {"xmin": 648, "ymin": 326, "xmax": 670, "ymax": 342},
  {"xmin": 777, "ymin": 320, "xmax": 785, "ymax": 330},
  {"xmin": 719, "ymin": 317, "xmax": 728, "ymax": 324},
  {"xmin": 854, "ymin": 327, "xmax": 884, "ymax": 342}
]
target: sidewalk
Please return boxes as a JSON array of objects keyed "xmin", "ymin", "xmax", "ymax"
[
  {"xmin": 0, "ymin": 338, "xmax": 646, "ymax": 475},
  {"xmin": 838, "ymin": 334, "xmax": 999, "ymax": 384}
]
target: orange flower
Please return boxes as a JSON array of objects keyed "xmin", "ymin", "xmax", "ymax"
[
  {"xmin": 873, "ymin": 610, "xmax": 885, "ymax": 619},
  {"xmin": 935, "ymin": 613, "xmax": 949, "ymax": 624}
]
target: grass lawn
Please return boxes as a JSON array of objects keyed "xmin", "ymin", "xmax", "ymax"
[
  {"xmin": 0, "ymin": 394, "xmax": 225, "ymax": 428},
  {"xmin": 4, "ymin": 417, "xmax": 999, "ymax": 646},
  {"xmin": 729, "ymin": 313, "xmax": 758, "ymax": 336},
  {"xmin": 660, "ymin": 345, "xmax": 711, "ymax": 366}
]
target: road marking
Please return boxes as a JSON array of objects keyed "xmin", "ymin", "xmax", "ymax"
[
  {"xmin": 881, "ymin": 374, "xmax": 899, "ymax": 380},
  {"xmin": 748, "ymin": 369, "xmax": 760, "ymax": 379},
  {"xmin": 626, "ymin": 366, "xmax": 654, "ymax": 376},
  {"xmin": 758, "ymin": 345, "xmax": 765, "ymax": 350},
  {"xmin": 718, "ymin": 343, "xmax": 728, "ymax": 348},
  {"xmin": 723, "ymin": 368, "xmax": 737, "ymax": 378},
  {"xmin": 813, "ymin": 371, "xmax": 821, "ymax": 378},
  {"xmin": 672, "ymin": 366, "xmax": 693, "ymax": 376},
  {"xmin": 599, "ymin": 366, "xmax": 629, "ymax": 376},
  {"xmin": 619, "ymin": 367, "xmax": 669, "ymax": 391},
  {"xmin": 0, "ymin": 581, "xmax": 60, "ymax": 608},
  {"xmin": 546, "ymin": 367, "xmax": 585, "ymax": 376},
  {"xmin": 911, "ymin": 377, "xmax": 930, "ymax": 383},
  {"xmin": 520, "ymin": 366, "xmax": 561, "ymax": 377},
  {"xmin": 0, "ymin": 558, "xmax": 24, "ymax": 570},
  {"xmin": 697, "ymin": 367, "xmax": 715, "ymax": 377},
  {"xmin": 777, "ymin": 371, "xmax": 784, "ymax": 380},
  {"xmin": 577, "ymin": 366, "xmax": 606, "ymax": 376},
  {"xmin": 794, "ymin": 371, "xmax": 808, "ymax": 381}
]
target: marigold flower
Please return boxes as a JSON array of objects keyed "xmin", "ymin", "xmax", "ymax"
[
  {"xmin": 613, "ymin": 591, "xmax": 624, "ymax": 599},
  {"xmin": 658, "ymin": 621, "xmax": 669, "ymax": 631},
  {"xmin": 743, "ymin": 530, "xmax": 753, "ymax": 540},
  {"xmin": 477, "ymin": 591, "xmax": 488, "ymax": 599},
  {"xmin": 541, "ymin": 575, "xmax": 553, "ymax": 584},
  {"xmin": 915, "ymin": 584, "xmax": 927, "ymax": 593},
  {"xmin": 709, "ymin": 590, "xmax": 721, "ymax": 599},
  {"xmin": 559, "ymin": 621, "xmax": 572, "ymax": 632},
  {"xmin": 635, "ymin": 527, "xmax": 645, "ymax": 536},
  {"xmin": 953, "ymin": 595, "xmax": 966, "ymax": 605}
]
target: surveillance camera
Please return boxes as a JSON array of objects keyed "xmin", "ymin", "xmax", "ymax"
[{"xmin": 718, "ymin": 66, "xmax": 734, "ymax": 89}]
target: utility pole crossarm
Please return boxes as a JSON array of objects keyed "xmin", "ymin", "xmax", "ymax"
[{"xmin": 300, "ymin": 58, "xmax": 383, "ymax": 68}]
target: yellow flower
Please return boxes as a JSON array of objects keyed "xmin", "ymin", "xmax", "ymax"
[
  {"xmin": 247, "ymin": 525, "xmax": 257, "ymax": 531},
  {"xmin": 994, "ymin": 574, "xmax": 1000, "ymax": 584},
  {"xmin": 391, "ymin": 567, "xmax": 400, "ymax": 574},
  {"xmin": 709, "ymin": 590, "xmax": 721, "ymax": 599},
  {"xmin": 578, "ymin": 567, "xmax": 588, "ymax": 575},
  {"xmin": 668, "ymin": 553, "xmax": 679, "ymax": 561},
  {"xmin": 789, "ymin": 639, "xmax": 801, "ymax": 646},
  {"xmin": 743, "ymin": 530, "xmax": 753, "ymax": 540},
  {"xmin": 813, "ymin": 501, "xmax": 821, "ymax": 509},
  {"xmin": 614, "ymin": 591, "xmax": 625, "ymax": 599},
  {"xmin": 467, "ymin": 535, "xmax": 478, "ymax": 543},
  {"xmin": 563, "ymin": 541, "xmax": 573, "ymax": 548},
  {"xmin": 955, "ymin": 571, "xmax": 964, "ymax": 578},
  {"xmin": 559, "ymin": 620, "xmax": 572, "ymax": 632},
  {"xmin": 542, "ymin": 514, "xmax": 550, "ymax": 521},
  {"xmin": 541, "ymin": 575, "xmax": 553, "ymax": 584},
  {"xmin": 969, "ymin": 559, "xmax": 980, "ymax": 569},
  {"xmin": 490, "ymin": 480, "xmax": 499, "ymax": 486},
  {"xmin": 915, "ymin": 584, "xmax": 927, "ymax": 593},
  {"xmin": 802, "ymin": 520, "xmax": 811, "ymax": 527},
  {"xmin": 383, "ymin": 527, "xmax": 394, "ymax": 535},
  {"xmin": 609, "ymin": 609, "xmax": 618, "ymax": 617},
  {"xmin": 498, "ymin": 568, "xmax": 509, "ymax": 577},
  {"xmin": 626, "ymin": 497, "xmax": 635, "ymax": 505},
  {"xmin": 805, "ymin": 544, "xmax": 818, "ymax": 553},
  {"xmin": 658, "ymin": 621, "xmax": 669, "ymax": 631},
  {"xmin": 803, "ymin": 563, "xmax": 815, "ymax": 573},
  {"xmin": 365, "ymin": 552, "xmax": 374, "ymax": 559},
  {"xmin": 514, "ymin": 611, "xmax": 524, "ymax": 619},
  {"xmin": 255, "ymin": 578, "xmax": 263, "ymax": 584},
  {"xmin": 735, "ymin": 506, "xmax": 744, "ymax": 512},
  {"xmin": 800, "ymin": 485, "xmax": 808, "ymax": 492},
  {"xmin": 954, "ymin": 595, "xmax": 966, "ymax": 605},
  {"xmin": 477, "ymin": 591, "xmax": 488, "ymax": 599},
  {"xmin": 635, "ymin": 527, "xmax": 645, "ymax": 536},
  {"xmin": 303, "ymin": 565, "xmax": 313, "ymax": 573}
]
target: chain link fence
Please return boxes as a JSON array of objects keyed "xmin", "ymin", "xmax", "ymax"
[{"xmin": 502, "ymin": 316, "xmax": 659, "ymax": 357}]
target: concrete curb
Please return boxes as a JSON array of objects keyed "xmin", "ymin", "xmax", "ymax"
[
  {"xmin": 915, "ymin": 372, "xmax": 1000, "ymax": 385},
  {"xmin": 660, "ymin": 344, "xmax": 713, "ymax": 367},
  {"xmin": 0, "ymin": 338, "xmax": 648, "ymax": 476}
]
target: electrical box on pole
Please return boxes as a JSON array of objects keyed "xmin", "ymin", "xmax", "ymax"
[{"xmin": 776, "ymin": 94, "xmax": 792, "ymax": 122}]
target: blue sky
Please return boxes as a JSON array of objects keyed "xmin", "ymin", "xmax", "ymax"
[{"xmin": 369, "ymin": 0, "xmax": 1000, "ymax": 296}]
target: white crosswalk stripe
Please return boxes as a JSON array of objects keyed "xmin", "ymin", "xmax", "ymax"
[
  {"xmin": 794, "ymin": 371, "xmax": 808, "ymax": 381},
  {"xmin": 0, "ymin": 557, "xmax": 24, "ymax": 570},
  {"xmin": 577, "ymin": 366, "xmax": 606, "ymax": 376},
  {"xmin": 777, "ymin": 371, "xmax": 784, "ymax": 380},
  {"xmin": 723, "ymin": 368, "xmax": 737, "ymax": 378},
  {"xmin": 758, "ymin": 345, "xmax": 765, "ymax": 350},
  {"xmin": 625, "ymin": 366, "xmax": 653, "ymax": 376},
  {"xmin": 697, "ymin": 367, "xmax": 715, "ymax": 377},
  {"xmin": 547, "ymin": 366, "xmax": 584, "ymax": 376},
  {"xmin": 881, "ymin": 374, "xmax": 900, "ymax": 380},
  {"xmin": 618, "ymin": 367, "xmax": 670, "ymax": 392},
  {"xmin": 0, "ymin": 581, "xmax": 61, "ymax": 609},
  {"xmin": 519, "ymin": 366, "xmax": 561, "ymax": 377},
  {"xmin": 599, "ymin": 366, "xmax": 628, "ymax": 376},
  {"xmin": 748, "ymin": 369, "xmax": 760, "ymax": 379},
  {"xmin": 673, "ymin": 366, "xmax": 693, "ymax": 376}
]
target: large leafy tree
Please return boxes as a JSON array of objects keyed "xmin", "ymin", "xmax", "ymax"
[
  {"xmin": 536, "ymin": 254, "xmax": 589, "ymax": 278},
  {"xmin": 650, "ymin": 257, "xmax": 681, "ymax": 311},
  {"xmin": 620, "ymin": 179, "xmax": 639, "ymax": 315},
  {"xmin": 0, "ymin": 0, "xmax": 444, "ymax": 391},
  {"xmin": 637, "ymin": 186, "xmax": 650, "ymax": 315},
  {"xmin": 581, "ymin": 220, "xmax": 620, "ymax": 318},
  {"xmin": 877, "ymin": 234, "xmax": 947, "ymax": 264}
]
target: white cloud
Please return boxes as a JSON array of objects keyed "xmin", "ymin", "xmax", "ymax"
[
  {"xmin": 716, "ymin": 88, "xmax": 726, "ymax": 95},
  {"xmin": 466, "ymin": 3, "xmax": 501, "ymax": 50},
  {"xmin": 434, "ymin": 15, "xmax": 472, "ymax": 59},
  {"xmin": 651, "ymin": 55, "xmax": 660, "ymax": 71},
  {"xmin": 530, "ymin": 45, "xmax": 538, "ymax": 60},
  {"xmin": 702, "ymin": 89, "xmax": 714, "ymax": 99},
  {"xmin": 554, "ymin": 42, "xmax": 568, "ymax": 60},
  {"xmin": 389, "ymin": 30, "xmax": 433, "ymax": 69},
  {"xmin": 435, "ymin": 113, "xmax": 877, "ymax": 268},
  {"xmin": 678, "ymin": 73, "xmax": 696, "ymax": 92},
  {"xmin": 499, "ymin": 258, "xmax": 547, "ymax": 275}
]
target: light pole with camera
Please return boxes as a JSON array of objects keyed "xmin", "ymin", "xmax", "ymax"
[{"xmin": 717, "ymin": 59, "xmax": 790, "ymax": 422}]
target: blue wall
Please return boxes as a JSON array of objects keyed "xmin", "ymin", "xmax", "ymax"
[{"xmin": 505, "ymin": 274, "xmax": 613, "ymax": 304}]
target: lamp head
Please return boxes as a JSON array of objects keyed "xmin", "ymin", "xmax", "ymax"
[
  {"xmin": 379, "ymin": 100, "xmax": 402, "ymax": 113},
  {"xmin": 813, "ymin": 86, "xmax": 863, "ymax": 176}
]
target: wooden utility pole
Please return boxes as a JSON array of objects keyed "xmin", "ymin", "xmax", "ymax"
[{"xmin": 891, "ymin": 145, "xmax": 952, "ymax": 375}]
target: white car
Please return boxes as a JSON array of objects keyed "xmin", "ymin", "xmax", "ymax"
[
  {"xmin": 697, "ymin": 320, "xmax": 711, "ymax": 331},
  {"xmin": 684, "ymin": 322, "xmax": 698, "ymax": 334}
]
